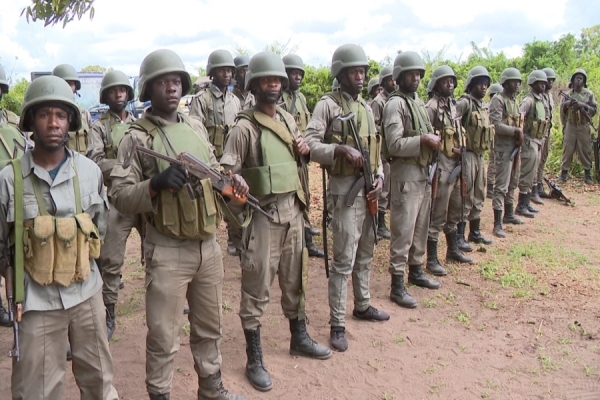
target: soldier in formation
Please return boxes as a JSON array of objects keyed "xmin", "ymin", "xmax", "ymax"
[
  {"xmin": 536, "ymin": 68, "xmax": 557, "ymax": 199},
  {"xmin": 366, "ymin": 77, "xmax": 380, "ymax": 106},
  {"xmin": 485, "ymin": 82, "xmax": 503, "ymax": 199},
  {"xmin": 232, "ymin": 55, "xmax": 256, "ymax": 110}
]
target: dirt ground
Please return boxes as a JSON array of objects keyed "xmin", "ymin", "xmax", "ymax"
[{"xmin": 1, "ymin": 165, "xmax": 600, "ymax": 400}]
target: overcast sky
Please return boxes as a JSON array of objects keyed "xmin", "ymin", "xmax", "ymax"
[{"xmin": 1, "ymin": 0, "xmax": 598, "ymax": 82}]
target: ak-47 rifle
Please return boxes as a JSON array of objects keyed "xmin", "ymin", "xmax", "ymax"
[
  {"xmin": 321, "ymin": 167, "xmax": 329, "ymax": 278},
  {"xmin": 122, "ymin": 136, "xmax": 274, "ymax": 222},
  {"xmin": 3, "ymin": 251, "xmax": 20, "ymax": 361},
  {"xmin": 338, "ymin": 112, "xmax": 379, "ymax": 245},
  {"xmin": 559, "ymin": 91, "xmax": 595, "ymax": 128},
  {"xmin": 429, "ymin": 132, "xmax": 440, "ymax": 219},
  {"xmin": 543, "ymin": 176, "xmax": 571, "ymax": 204},
  {"xmin": 509, "ymin": 112, "xmax": 526, "ymax": 171}
]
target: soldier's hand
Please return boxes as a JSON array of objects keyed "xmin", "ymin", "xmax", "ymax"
[
  {"xmin": 514, "ymin": 128, "xmax": 524, "ymax": 146},
  {"xmin": 421, "ymin": 133, "xmax": 441, "ymax": 151},
  {"xmin": 367, "ymin": 175, "xmax": 384, "ymax": 201},
  {"xmin": 335, "ymin": 145, "xmax": 363, "ymax": 168},
  {"xmin": 150, "ymin": 164, "xmax": 188, "ymax": 193},
  {"xmin": 230, "ymin": 172, "xmax": 249, "ymax": 198},
  {"xmin": 293, "ymin": 136, "xmax": 310, "ymax": 156}
]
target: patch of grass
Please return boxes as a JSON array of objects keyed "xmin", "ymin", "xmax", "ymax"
[
  {"xmin": 557, "ymin": 338, "xmax": 571, "ymax": 345},
  {"xmin": 454, "ymin": 310, "xmax": 471, "ymax": 326},
  {"xmin": 480, "ymin": 260, "xmax": 499, "ymax": 280},
  {"xmin": 438, "ymin": 291, "xmax": 460, "ymax": 305},
  {"xmin": 394, "ymin": 337, "xmax": 404, "ymax": 345},
  {"xmin": 117, "ymin": 293, "xmax": 141, "ymax": 317},
  {"xmin": 367, "ymin": 359, "xmax": 381, "ymax": 371},
  {"xmin": 500, "ymin": 265, "xmax": 536, "ymax": 289},
  {"xmin": 538, "ymin": 355, "xmax": 559, "ymax": 372},
  {"xmin": 584, "ymin": 365, "xmax": 600, "ymax": 377},
  {"xmin": 222, "ymin": 300, "xmax": 233, "ymax": 313},
  {"xmin": 512, "ymin": 289, "xmax": 532, "ymax": 298},
  {"xmin": 423, "ymin": 298, "xmax": 437, "ymax": 308},
  {"xmin": 182, "ymin": 321, "xmax": 190, "ymax": 336},
  {"xmin": 381, "ymin": 392, "xmax": 395, "ymax": 400},
  {"xmin": 424, "ymin": 365, "xmax": 436, "ymax": 374},
  {"xmin": 486, "ymin": 379, "xmax": 498, "ymax": 389},
  {"xmin": 483, "ymin": 301, "xmax": 498, "ymax": 310}
]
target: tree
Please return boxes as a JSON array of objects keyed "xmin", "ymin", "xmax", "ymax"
[
  {"xmin": 80, "ymin": 65, "xmax": 109, "ymax": 73},
  {"xmin": 263, "ymin": 38, "xmax": 299, "ymax": 57},
  {"xmin": 0, "ymin": 79, "xmax": 30, "ymax": 115},
  {"xmin": 22, "ymin": 0, "xmax": 95, "ymax": 28}
]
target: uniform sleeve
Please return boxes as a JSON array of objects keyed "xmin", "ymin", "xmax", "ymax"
[
  {"xmin": 305, "ymin": 98, "xmax": 337, "ymax": 166},
  {"xmin": 0, "ymin": 167, "xmax": 13, "ymax": 274},
  {"xmin": 188, "ymin": 93, "xmax": 207, "ymax": 125},
  {"xmin": 455, "ymin": 98, "xmax": 469, "ymax": 118},
  {"xmin": 90, "ymin": 167, "xmax": 110, "ymax": 240},
  {"xmin": 109, "ymin": 131, "xmax": 155, "ymax": 215},
  {"xmin": 371, "ymin": 98, "xmax": 383, "ymax": 129},
  {"xmin": 382, "ymin": 97, "xmax": 420, "ymax": 158},
  {"xmin": 519, "ymin": 96, "xmax": 534, "ymax": 116},
  {"xmin": 425, "ymin": 100, "xmax": 437, "ymax": 126},
  {"xmin": 220, "ymin": 123, "xmax": 250, "ymax": 175},
  {"xmin": 489, "ymin": 96, "xmax": 514, "ymax": 137},
  {"xmin": 588, "ymin": 91, "xmax": 597, "ymax": 117},
  {"xmin": 86, "ymin": 120, "xmax": 116, "ymax": 182},
  {"xmin": 82, "ymin": 109, "xmax": 93, "ymax": 129}
]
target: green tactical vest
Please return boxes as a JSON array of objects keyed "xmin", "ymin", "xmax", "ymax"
[
  {"xmin": 1, "ymin": 109, "xmax": 19, "ymax": 127},
  {"xmin": 462, "ymin": 96, "xmax": 494, "ymax": 153},
  {"xmin": 101, "ymin": 112, "xmax": 131, "ymax": 159},
  {"xmin": 131, "ymin": 115, "xmax": 221, "ymax": 240},
  {"xmin": 282, "ymin": 90, "xmax": 310, "ymax": 133},
  {"xmin": 386, "ymin": 91, "xmax": 434, "ymax": 166},
  {"xmin": 525, "ymin": 94, "xmax": 548, "ymax": 140},
  {"xmin": 501, "ymin": 93, "xmax": 523, "ymax": 128},
  {"xmin": 323, "ymin": 91, "xmax": 380, "ymax": 175},
  {"xmin": 67, "ymin": 107, "xmax": 89, "ymax": 155},
  {"xmin": 565, "ymin": 89, "xmax": 590, "ymax": 126},
  {"xmin": 428, "ymin": 96, "xmax": 463, "ymax": 158},
  {"xmin": 236, "ymin": 108, "xmax": 305, "ymax": 204},
  {"xmin": 202, "ymin": 90, "xmax": 232, "ymax": 159},
  {"xmin": 0, "ymin": 123, "xmax": 26, "ymax": 169}
]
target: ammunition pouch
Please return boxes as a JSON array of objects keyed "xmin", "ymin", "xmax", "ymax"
[{"xmin": 465, "ymin": 110, "xmax": 494, "ymax": 153}]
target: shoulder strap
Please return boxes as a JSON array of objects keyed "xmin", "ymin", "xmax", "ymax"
[
  {"xmin": 131, "ymin": 118, "xmax": 160, "ymax": 137},
  {"xmin": 10, "ymin": 160, "xmax": 25, "ymax": 303},
  {"xmin": 29, "ymin": 159, "xmax": 83, "ymax": 215}
]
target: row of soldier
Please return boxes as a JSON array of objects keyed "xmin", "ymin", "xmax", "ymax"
[{"xmin": 0, "ymin": 43, "xmax": 596, "ymax": 400}]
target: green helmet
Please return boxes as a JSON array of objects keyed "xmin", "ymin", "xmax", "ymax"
[
  {"xmin": 282, "ymin": 54, "xmax": 305, "ymax": 73},
  {"xmin": 330, "ymin": 44, "xmax": 369, "ymax": 78},
  {"xmin": 542, "ymin": 67, "xmax": 557, "ymax": 80},
  {"xmin": 52, "ymin": 64, "xmax": 81, "ymax": 91},
  {"xmin": 206, "ymin": 49, "xmax": 235, "ymax": 77},
  {"xmin": 100, "ymin": 70, "xmax": 134, "ymax": 104},
  {"xmin": 500, "ymin": 67, "xmax": 522, "ymax": 85},
  {"xmin": 234, "ymin": 55, "xmax": 250, "ymax": 69},
  {"xmin": 527, "ymin": 70, "xmax": 548, "ymax": 86},
  {"xmin": 138, "ymin": 49, "xmax": 191, "ymax": 102},
  {"xmin": 429, "ymin": 65, "xmax": 457, "ymax": 92},
  {"xmin": 392, "ymin": 51, "xmax": 425, "ymax": 81},
  {"xmin": 379, "ymin": 65, "xmax": 393, "ymax": 81},
  {"xmin": 367, "ymin": 77, "xmax": 380, "ymax": 94},
  {"xmin": 488, "ymin": 83, "xmax": 503, "ymax": 95},
  {"xmin": 332, "ymin": 78, "xmax": 340, "ymax": 92},
  {"xmin": 464, "ymin": 66, "xmax": 491, "ymax": 92},
  {"xmin": 20, "ymin": 75, "xmax": 81, "ymax": 132},
  {"xmin": 0, "ymin": 64, "xmax": 8, "ymax": 94},
  {"xmin": 570, "ymin": 68, "xmax": 587, "ymax": 87},
  {"xmin": 244, "ymin": 51, "xmax": 289, "ymax": 91}
]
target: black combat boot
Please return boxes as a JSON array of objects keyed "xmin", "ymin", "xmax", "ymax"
[
  {"xmin": 243, "ymin": 328, "xmax": 272, "ymax": 392},
  {"xmin": 426, "ymin": 239, "xmax": 447, "ymax": 276},
  {"xmin": 538, "ymin": 182, "xmax": 549, "ymax": 199},
  {"xmin": 66, "ymin": 344, "xmax": 72, "ymax": 361},
  {"xmin": 106, "ymin": 304, "xmax": 116, "ymax": 341},
  {"xmin": 530, "ymin": 184, "xmax": 544, "ymax": 205},
  {"xmin": 390, "ymin": 274, "xmax": 417, "ymax": 308},
  {"xmin": 289, "ymin": 318, "xmax": 332, "ymax": 359},
  {"xmin": 0, "ymin": 294, "xmax": 10, "ymax": 327},
  {"xmin": 330, "ymin": 326, "xmax": 348, "ymax": 352},
  {"xmin": 377, "ymin": 211, "xmax": 391, "ymax": 240},
  {"xmin": 468, "ymin": 219, "xmax": 492, "ymax": 245},
  {"xmin": 486, "ymin": 183, "xmax": 494, "ymax": 199},
  {"xmin": 408, "ymin": 265, "xmax": 441, "ymax": 289},
  {"xmin": 585, "ymin": 170, "xmax": 593, "ymax": 184},
  {"xmin": 445, "ymin": 232, "xmax": 473, "ymax": 264},
  {"xmin": 558, "ymin": 170, "xmax": 568, "ymax": 182},
  {"xmin": 493, "ymin": 209, "xmax": 506, "ymax": 238},
  {"xmin": 503, "ymin": 204, "xmax": 523, "ymax": 225},
  {"xmin": 306, "ymin": 225, "xmax": 321, "ymax": 236},
  {"xmin": 305, "ymin": 227, "xmax": 325, "ymax": 258},
  {"xmin": 515, "ymin": 193, "xmax": 535, "ymax": 218},
  {"xmin": 526, "ymin": 193, "xmax": 539, "ymax": 213},
  {"xmin": 353, "ymin": 305, "xmax": 390, "ymax": 321},
  {"xmin": 149, "ymin": 394, "xmax": 170, "ymax": 400},
  {"xmin": 198, "ymin": 370, "xmax": 247, "ymax": 400},
  {"xmin": 456, "ymin": 221, "xmax": 473, "ymax": 252},
  {"xmin": 183, "ymin": 304, "xmax": 190, "ymax": 315}
]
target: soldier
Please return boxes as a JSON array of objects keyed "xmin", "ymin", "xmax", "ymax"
[
  {"xmin": 0, "ymin": 75, "xmax": 118, "ymax": 399},
  {"xmin": 537, "ymin": 67, "xmax": 557, "ymax": 198},
  {"xmin": 489, "ymin": 68, "xmax": 525, "ymax": 238},
  {"xmin": 559, "ymin": 69, "xmax": 597, "ymax": 184},
  {"xmin": 516, "ymin": 71, "xmax": 549, "ymax": 217},
  {"xmin": 221, "ymin": 51, "xmax": 331, "ymax": 392},
  {"xmin": 86, "ymin": 70, "xmax": 138, "ymax": 340},
  {"xmin": 456, "ymin": 66, "xmax": 494, "ymax": 247},
  {"xmin": 232, "ymin": 55, "xmax": 256, "ymax": 110},
  {"xmin": 382, "ymin": 51, "xmax": 442, "ymax": 309},
  {"xmin": 52, "ymin": 64, "xmax": 93, "ymax": 155},
  {"xmin": 306, "ymin": 44, "xmax": 389, "ymax": 352},
  {"xmin": 366, "ymin": 77, "xmax": 380, "ymax": 105},
  {"xmin": 280, "ymin": 54, "xmax": 324, "ymax": 258},
  {"xmin": 425, "ymin": 65, "xmax": 473, "ymax": 277},
  {"xmin": 110, "ymin": 49, "xmax": 246, "ymax": 400},
  {"xmin": 486, "ymin": 83, "xmax": 503, "ymax": 199},
  {"xmin": 370, "ymin": 65, "xmax": 395, "ymax": 240}
]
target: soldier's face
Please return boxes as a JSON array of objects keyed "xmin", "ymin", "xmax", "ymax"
[
  {"xmin": 573, "ymin": 74, "xmax": 585, "ymax": 88},
  {"xmin": 531, "ymin": 81, "xmax": 546, "ymax": 94},
  {"xmin": 106, "ymin": 86, "xmax": 128, "ymax": 111},
  {"xmin": 236, "ymin": 66, "xmax": 248, "ymax": 86},
  {"xmin": 213, "ymin": 67, "xmax": 233, "ymax": 88},
  {"xmin": 341, "ymin": 67, "xmax": 366, "ymax": 95},
  {"xmin": 400, "ymin": 70, "xmax": 421, "ymax": 93},
  {"xmin": 382, "ymin": 76, "xmax": 396, "ymax": 93},
  {"xmin": 546, "ymin": 78, "xmax": 555, "ymax": 90},
  {"xmin": 436, "ymin": 76, "xmax": 455, "ymax": 97},
  {"xmin": 67, "ymin": 81, "xmax": 77, "ymax": 94},
  {"xmin": 471, "ymin": 80, "xmax": 488, "ymax": 100},
  {"xmin": 148, "ymin": 73, "xmax": 182, "ymax": 114},
  {"xmin": 288, "ymin": 69, "xmax": 303, "ymax": 91},
  {"xmin": 254, "ymin": 76, "xmax": 282, "ymax": 104},
  {"xmin": 32, "ymin": 106, "xmax": 70, "ymax": 152},
  {"xmin": 370, "ymin": 85, "xmax": 380, "ymax": 98},
  {"xmin": 505, "ymin": 79, "xmax": 521, "ymax": 94}
]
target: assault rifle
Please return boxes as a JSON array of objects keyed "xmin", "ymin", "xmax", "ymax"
[
  {"xmin": 122, "ymin": 136, "xmax": 274, "ymax": 222},
  {"xmin": 543, "ymin": 177, "xmax": 571, "ymax": 204},
  {"xmin": 559, "ymin": 91, "xmax": 594, "ymax": 127},
  {"xmin": 3, "ymin": 252, "xmax": 20, "ymax": 361},
  {"xmin": 338, "ymin": 112, "xmax": 379, "ymax": 245},
  {"xmin": 321, "ymin": 166, "xmax": 329, "ymax": 278},
  {"xmin": 429, "ymin": 133, "xmax": 440, "ymax": 219}
]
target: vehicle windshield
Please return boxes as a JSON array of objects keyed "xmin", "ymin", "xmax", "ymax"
[{"xmin": 76, "ymin": 76, "xmax": 103, "ymax": 110}]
